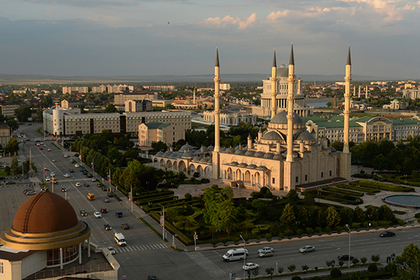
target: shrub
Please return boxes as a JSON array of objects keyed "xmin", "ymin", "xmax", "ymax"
[
  {"xmin": 338, "ymin": 261, "xmax": 344, "ymax": 267},
  {"xmin": 330, "ymin": 267, "xmax": 342, "ymax": 278},
  {"xmin": 315, "ymin": 227, "xmax": 322, "ymax": 234},
  {"xmin": 278, "ymin": 267, "xmax": 284, "ymax": 274},
  {"xmin": 284, "ymin": 229, "xmax": 294, "ymax": 237},
  {"xmin": 306, "ymin": 227, "xmax": 314, "ymax": 235},
  {"xmin": 361, "ymin": 257, "xmax": 367, "ymax": 264},
  {"xmin": 184, "ymin": 193, "xmax": 192, "ymax": 200},
  {"xmin": 296, "ymin": 228, "xmax": 304, "ymax": 237},
  {"xmin": 368, "ymin": 263, "xmax": 378, "ymax": 272},
  {"xmin": 288, "ymin": 264, "xmax": 296, "ymax": 272},
  {"xmin": 326, "ymin": 261, "xmax": 332, "ymax": 268},
  {"xmin": 265, "ymin": 268, "xmax": 274, "ymax": 275},
  {"xmin": 352, "ymin": 258, "xmax": 359, "ymax": 265},
  {"xmin": 301, "ymin": 265, "xmax": 309, "ymax": 271},
  {"xmin": 292, "ymin": 277, "xmax": 302, "ymax": 280},
  {"xmin": 335, "ymin": 226, "xmax": 343, "ymax": 232},
  {"xmin": 324, "ymin": 226, "xmax": 331, "ymax": 233},
  {"xmin": 265, "ymin": 233, "xmax": 272, "ymax": 241},
  {"xmin": 371, "ymin": 255, "xmax": 380, "ymax": 263},
  {"xmin": 312, "ymin": 277, "xmax": 321, "ymax": 280}
]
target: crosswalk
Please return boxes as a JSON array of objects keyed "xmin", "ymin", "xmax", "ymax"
[{"xmin": 115, "ymin": 243, "xmax": 168, "ymax": 253}]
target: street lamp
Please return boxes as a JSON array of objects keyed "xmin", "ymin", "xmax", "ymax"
[
  {"xmin": 239, "ymin": 235, "xmax": 246, "ymax": 280},
  {"xmin": 158, "ymin": 204, "xmax": 165, "ymax": 241},
  {"xmin": 345, "ymin": 224, "xmax": 351, "ymax": 268}
]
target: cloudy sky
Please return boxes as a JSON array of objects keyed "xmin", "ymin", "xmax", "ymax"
[{"xmin": 0, "ymin": 0, "xmax": 419, "ymax": 79}]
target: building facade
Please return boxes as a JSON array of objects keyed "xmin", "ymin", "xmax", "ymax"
[
  {"xmin": 202, "ymin": 110, "xmax": 257, "ymax": 126},
  {"xmin": 114, "ymin": 91, "xmax": 157, "ymax": 106},
  {"xmin": 0, "ymin": 105, "xmax": 20, "ymax": 117},
  {"xmin": 62, "ymin": 86, "xmax": 89, "ymax": 94},
  {"xmin": 125, "ymin": 100, "xmax": 153, "ymax": 112},
  {"xmin": 139, "ymin": 121, "xmax": 176, "ymax": 146}
]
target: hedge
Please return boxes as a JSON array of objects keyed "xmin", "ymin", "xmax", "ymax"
[
  {"xmin": 323, "ymin": 186, "xmax": 364, "ymax": 197},
  {"xmin": 352, "ymin": 180, "xmax": 414, "ymax": 192},
  {"xmin": 150, "ymin": 211, "xmax": 193, "ymax": 245},
  {"xmin": 136, "ymin": 195, "xmax": 177, "ymax": 206},
  {"xmin": 133, "ymin": 190, "xmax": 174, "ymax": 200},
  {"xmin": 337, "ymin": 183, "xmax": 380, "ymax": 193}
]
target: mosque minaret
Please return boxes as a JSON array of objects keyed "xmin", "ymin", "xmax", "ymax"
[
  {"xmin": 212, "ymin": 47, "xmax": 221, "ymax": 179},
  {"xmin": 286, "ymin": 43, "xmax": 295, "ymax": 162},
  {"xmin": 343, "ymin": 45, "xmax": 352, "ymax": 154},
  {"xmin": 270, "ymin": 49, "xmax": 277, "ymax": 118}
]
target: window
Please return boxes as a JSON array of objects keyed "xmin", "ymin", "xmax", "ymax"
[
  {"xmin": 329, "ymin": 170, "xmax": 332, "ymax": 176},
  {"xmin": 321, "ymin": 172, "xmax": 324, "ymax": 178},
  {"xmin": 0, "ymin": 262, "xmax": 3, "ymax": 273},
  {"xmin": 295, "ymin": 176, "xmax": 298, "ymax": 183},
  {"xmin": 272, "ymin": 178, "xmax": 275, "ymax": 184},
  {"xmin": 305, "ymin": 175, "xmax": 307, "ymax": 181}
]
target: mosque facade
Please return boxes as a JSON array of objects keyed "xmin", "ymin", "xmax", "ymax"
[{"xmin": 152, "ymin": 45, "xmax": 352, "ymax": 192}]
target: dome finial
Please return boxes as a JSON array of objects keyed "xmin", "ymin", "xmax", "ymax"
[
  {"xmin": 215, "ymin": 46, "xmax": 220, "ymax": 67},
  {"xmin": 347, "ymin": 44, "xmax": 351, "ymax": 65},
  {"xmin": 273, "ymin": 48, "xmax": 277, "ymax": 67},
  {"xmin": 289, "ymin": 42, "xmax": 294, "ymax": 65}
]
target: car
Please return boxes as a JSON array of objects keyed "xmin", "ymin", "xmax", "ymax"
[
  {"xmin": 5, "ymin": 181, "xmax": 15, "ymax": 184},
  {"xmin": 107, "ymin": 192, "xmax": 114, "ymax": 197},
  {"xmin": 242, "ymin": 263, "xmax": 259, "ymax": 271},
  {"xmin": 258, "ymin": 247, "xmax": 274, "ymax": 254},
  {"xmin": 75, "ymin": 182, "xmax": 81, "ymax": 187},
  {"xmin": 64, "ymin": 154, "xmax": 69, "ymax": 158},
  {"xmin": 51, "ymin": 159, "xmax": 56, "ymax": 162},
  {"xmin": 45, "ymin": 177, "xmax": 51, "ymax": 182},
  {"xmin": 97, "ymin": 183, "xmax": 102, "ymax": 188},
  {"xmin": 147, "ymin": 276, "xmax": 159, "ymax": 280},
  {"xmin": 26, "ymin": 190, "xmax": 37, "ymax": 195},
  {"xmin": 87, "ymin": 173, "xmax": 93, "ymax": 178},
  {"xmin": 83, "ymin": 170, "xmax": 87, "ymax": 175},
  {"xmin": 40, "ymin": 147, "xmax": 44, "ymax": 150},
  {"xmin": 94, "ymin": 212, "xmax": 102, "ymax": 218},
  {"xmin": 80, "ymin": 169, "xmax": 84, "ymax": 172},
  {"xmin": 23, "ymin": 189, "xmax": 30, "ymax": 194},
  {"xmin": 380, "ymin": 231, "xmax": 396, "ymax": 237},
  {"xmin": 259, "ymin": 250, "xmax": 273, "ymax": 258},
  {"xmin": 108, "ymin": 246, "xmax": 116, "ymax": 255},
  {"xmin": 51, "ymin": 172, "xmax": 55, "ymax": 177},
  {"xmin": 299, "ymin": 245, "xmax": 315, "ymax": 253},
  {"xmin": 102, "ymin": 186, "xmax": 108, "ymax": 191},
  {"xmin": 61, "ymin": 188, "xmax": 67, "ymax": 192},
  {"xmin": 80, "ymin": 210, "xmax": 87, "ymax": 217},
  {"xmin": 101, "ymin": 208, "xmax": 108, "ymax": 213},
  {"xmin": 104, "ymin": 224, "xmax": 112, "ymax": 230},
  {"xmin": 69, "ymin": 169, "xmax": 74, "ymax": 173},
  {"xmin": 47, "ymin": 148, "xmax": 51, "ymax": 152},
  {"xmin": 91, "ymin": 177, "xmax": 96, "ymax": 182},
  {"xmin": 64, "ymin": 173, "xmax": 70, "ymax": 178},
  {"xmin": 44, "ymin": 144, "xmax": 47, "ymax": 147},
  {"xmin": 115, "ymin": 211, "xmax": 123, "ymax": 218},
  {"xmin": 74, "ymin": 164, "xmax": 80, "ymax": 168},
  {"xmin": 103, "ymin": 198, "xmax": 110, "ymax": 203},
  {"xmin": 84, "ymin": 183, "xmax": 90, "ymax": 187},
  {"xmin": 338, "ymin": 254, "xmax": 354, "ymax": 261},
  {"xmin": 121, "ymin": 223, "xmax": 130, "ymax": 230},
  {"xmin": 70, "ymin": 159, "xmax": 75, "ymax": 163}
]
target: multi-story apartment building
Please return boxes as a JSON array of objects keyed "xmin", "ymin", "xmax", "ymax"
[
  {"xmin": 305, "ymin": 115, "xmax": 420, "ymax": 144},
  {"xmin": 0, "ymin": 105, "xmax": 20, "ymax": 117},
  {"xmin": 114, "ymin": 90, "xmax": 157, "ymax": 106},
  {"xmin": 62, "ymin": 87, "xmax": 89, "ymax": 95},
  {"xmin": 144, "ymin": 85, "xmax": 176, "ymax": 92},
  {"xmin": 124, "ymin": 100, "xmax": 152, "ymax": 112},
  {"xmin": 203, "ymin": 110, "xmax": 257, "ymax": 126}
]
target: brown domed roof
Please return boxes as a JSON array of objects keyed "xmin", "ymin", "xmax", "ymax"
[{"xmin": 13, "ymin": 190, "xmax": 78, "ymax": 233}]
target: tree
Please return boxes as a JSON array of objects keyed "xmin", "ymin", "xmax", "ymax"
[
  {"xmin": 326, "ymin": 206, "xmax": 341, "ymax": 228},
  {"xmin": 286, "ymin": 189, "xmax": 300, "ymax": 204},
  {"xmin": 392, "ymin": 244, "xmax": 420, "ymax": 280},
  {"xmin": 349, "ymin": 271, "xmax": 361, "ymax": 280},
  {"xmin": 340, "ymin": 207, "xmax": 354, "ymax": 225},
  {"xmin": 371, "ymin": 254, "xmax": 380, "ymax": 263},
  {"xmin": 287, "ymin": 264, "xmax": 296, "ymax": 272},
  {"xmin": 280, "ymin": 203, "xmax": 296, "ymax": 229},
  {"xmin": 354, "ymin": 206, "xmax": 365, "ymax": 222},
  {"xmin": 330, "ymin": 141, "xmax": 344, "ymax": 151},
  {"xmin": 5, "ymin": 138, "xmax": 19, "ymax": 155},
  {"xmin": 14, "ymin": 106, "xmax": 32, "ymax": 122},
  {"xmin": 104, "ymin": 104, "xmax": 117, "ymax": 113},
  {"xmin": 151, "ymin": 141, "xmax": 168, "ymax": 152},
  {"xmin": 6, "ymin": 119, "xmax": 18, "ymax": 131}
]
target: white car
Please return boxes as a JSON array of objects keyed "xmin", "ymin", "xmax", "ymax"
[
  {"xmin": 258, "ymin": 247, "xmax": 274, "ymax": 254},
  {"xmin": 51, "ymin": 172, "xmax": 55, "ymax": 177},
  {"xmin": 299, "ymin": 245, "xmax": 315, "ymax": 253},
  {"xmin": 108, "ymin": 246, "xmax": 116, "ymax": 255},
  {"xmin": 74, "ymin": 164, "xmax": 80, "ymax": 168},
  {"xmin": 94, "ymin": 212, "xmax": 102, "ymax": 218},
  {"xmin": 75, "ymin": 182, "xmax": 81, "ymax": 187},
  {"xmin": 243, "ymin": 263, "xmax": 259, "ymax": 271},
  {"xmin": 64, "ymin": 173, "xmax": 70, "ymax": 178},
  {"xmin": 45, "ymin": 177, "xmax": 51, "ymax": 182},
  {"xmin": 64, "ymin": 154, "xmax": 69, "ymax": 158},
  {"xmin": 91, "ymin": 178, "xmax": 97, "ymax": 182}
]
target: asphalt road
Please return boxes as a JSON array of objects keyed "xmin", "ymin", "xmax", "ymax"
[{"xmin": 4, "ymin": 123, "xmax": 420, "ymax": 280}]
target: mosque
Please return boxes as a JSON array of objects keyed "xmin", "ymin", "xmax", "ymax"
[{"xmin": 152, "ymin": 44, "xmax": 352, "ymax": 192}]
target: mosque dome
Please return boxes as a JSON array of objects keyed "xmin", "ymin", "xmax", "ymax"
[
  {"xmin": 179, "ymin": 144, "xmax": 194, "ymax": 152},
  {"xmin": 277, "ymin": 64, "xmax": 288, "ymax": 77},
  {"xmin": 248, "ymin": 164, "xmax": 257, "ymax": 169},
  {"xmin": 230, "ymin": 162, "xmax": 238, "ymax": 166},
  {"xmin": 225, "ymin": 147, "xmax": 235, "ymax": 154},
  {"xmin": 254, "ymin": 151, "xmax": 265, "ymax": 158},
  {"xmin": 235, "ymin": 149, "xmax": 245, "ymax": 155},
  {"xmin": 263, "ymin": 153, "xmax": 274, "ymax": 159},
  {"xmin": 156, "ymin": 151, "xmax": 164, "ymax": 156},
  {"xmin": 257, "ymin": 166, "xmax": 267, "ymax": 170},
  {"xmin": 262, "ymin": 131, "xmax": 283, "ymax": 141},
  {"xmin": 171, "ymin": 152, "xmax": 180, "ymax": 158},
  {"xmin": 192, "ymin": 156, "xmax": 201, "ymax": 162},
  {"xmin": 270, "ymin": 112, "xmax": 305, "ymax": 125},
  {"xmin": 13, "ymin": 191, "xmax": 77, "ymax": 233},
  {"xmin": 182, "ymin": 151, "xmax": 194, "ymax": 159},
  {"xmin": 163, "ymin": 151, "xmax": 172, "ymax": 157},
  {"xmin": 244, "ymin": 150, "xmax": 255, "ymax": 156},
  {"xmin": 273, "ymin": 153, "xmax": 285, "ymax": 160},
  {"xmin": 238, "ymin": 163, "xmax": 248, "ymax": 168},
  {"xmin": 295, "ymin": 131, "xmax": 316, "ymax": 141},
  {"xmin": 207, "ymin": 145, "xmax": 214, "ymax": 151}
]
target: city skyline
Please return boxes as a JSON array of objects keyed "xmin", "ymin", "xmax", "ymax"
[{"xmin": 0, "ymin": 0, "xmax": 419, "ymax": 80}]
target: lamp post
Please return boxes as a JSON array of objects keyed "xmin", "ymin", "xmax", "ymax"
[
  {"xmin": 345, "ymin": 224, "xmax": 351, "ymax": 268},
  {"xmin": 239, "ymin": 235, "xmax": 246, "ymax": 280},
  {"xmin": 159, "ymin": 204, "xmax": 165, "ymax": 241}
]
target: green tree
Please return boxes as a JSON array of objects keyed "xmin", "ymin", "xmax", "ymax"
[
  {"xmin": 151, "ymin": 141, "xmax": 168, "ymax": 152},
  {"xmin": 340, "ymin": 207, "xmax": 354, "ymax": 225},
  {"xmin": 354, "ymin": 206, "xmax": 365, "ymax": 223},
  {"xmin": 394, "ymin": 243, "xmax": 420, "ymax": 280},
  {"xmin": 365, "ymin": 205, "xmax": 378, "ymax": 221},
  {"xmin": 6, "ymin": 119, "xmax": 18, "ymax": 131},
  {"xmin": 14, "ymin": 106, "xmax": 32, "ymax": 122},
  {"xmin": 286, "ymin": 189, "xmax": 300, "ymax": 205},
  {"xmin": 280, "ymin": 203, "xmax": 296, "ymax": 229},
  {"xmin": 104, "ymin": 104, "xmax": 117, "ymax": 113},
  {"xmin": 378, "ymin": 205, "xmax": 395, "ymax": 222},
  {"xmin": 325, "ymin": 206, "xmax": 341, "ymax": 228},
  {"xmin": 349, "ymin": 271, "xmax": 361, "ymax": 280},
  {"xmin": 5, "ymin": 138, "xmax": 19, "ymax": 155},
  {"xmin": 330, "ymin": 141, "xmax": 344, "ymax": 151}
]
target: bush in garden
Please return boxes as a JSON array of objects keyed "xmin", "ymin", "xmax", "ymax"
[
  {"xmin": 278, "ymin": 267, "xmax": 284, "ymax": 274},
  {"xmin": 292, "ymin": 277, "xmax": 302, "ymax": 280},
  {"xmin": 296, "ymin": 228, "xmax": 304, "ymax": 237},
  {"xmin": 306, "ymin": 227, "xmax": 314, "ymax": 235},
  {"xmin": 288, "ymin": 264, "xmax": 296, "ymax": 272},
  {"xmin": 368, "ymin": 263, "xmax": 378, "ymax": 272},
  {"xmin": 301, "ymin": 265, "xmax": 309, "ymax": 271},
  {"xmin": 361, "ymin": 257, "xmax": 367, "ymax": 264},
  {"xmin": 330, "ymin": 268, "xmax": 342, "ymax": 278}
]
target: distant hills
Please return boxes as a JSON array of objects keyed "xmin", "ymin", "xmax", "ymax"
[{"xmin": 0, "ymin": 73, "xmax": 400, "ymax": 84}]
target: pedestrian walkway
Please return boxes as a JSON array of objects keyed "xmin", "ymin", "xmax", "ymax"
[{"xmin": 114, "ymin": 243, "xmax": 169, "ymax": 254}]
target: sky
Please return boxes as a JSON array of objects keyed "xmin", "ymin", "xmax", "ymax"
[{"xmin": 0, "ymin": 0, "xmax": 419, "ymax": 80}]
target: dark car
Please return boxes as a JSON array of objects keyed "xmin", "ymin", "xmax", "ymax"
[
  {"xmin": 121, "ymin": 223, "xmax": 130, "ymax": 230},
  {"xmin": 69, "ymin": 169, "xmax": 74, "ymax": 173},
  {"xmin": 79, "ymin": 169, "xmax": 84, "ymax": 172},
  {"xmin": 101, "ymin": 208, "xmax": 108, "ymax": 213},
  {"xmin": 115, "ymin": 211, "xmax": 123, "ymax": 218},
  {"xmin": 5, "ymin": 181, "xmax": 15, "ymax": 184},
  {"xmin": 102, "ymin": 187, "xmax": 108, "ymax": 191},
  {"xmin": 338, "ymin": 254, "xmax": 354, "ymax": 261},
  {"xmin": 380, "ymin": 231, "xmax": 396, "ymax": 237},
  {"xmin": 84, "ymin": 183, "xmax": 90, "ymax": 187},
  {"xmin": 83, "ymin": 170, "xmax": 87, "ymax": 175},
  {"xmin": 104, "ymin": 224, "xmax": 112, "ymax": 231},
  {"xmin": 148, "ymin": 276, "xmax": 159, "ymax": 280},
  {"xmin": 97, "ymin": 183, "xmax": 102, "ymax": 188},
  {"xmin": 61, "ymin": 188, "xmax": 67, "ymax": 192},
  {"xmin": 107, "ymin": 192, "xmax": 114, "ymax": 197},
  {"xmin": 87, "ymin": 173, "xmax": 93, "ymax": 178},
  {"xmin": 103, "ymin": 198, "xmax": 110, "ymax": 203},
  {"xmin": 80, "ymin": 210, "xmax": 88, "ymax": 217}
]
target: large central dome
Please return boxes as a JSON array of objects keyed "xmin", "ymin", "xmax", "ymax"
[
  {"xmin": 13, "ymin": 190, "xmax": 78, "ymax": 233},
  {"xmin": 270, "ymin": 111, "xmax": 305, "ymax": 125}
]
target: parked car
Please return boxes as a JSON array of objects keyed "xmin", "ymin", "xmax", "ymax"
[
  {"xmin": 258, "ymin": 247, "xmax": 274, "ymax": 254},
  {"xmin": 80, "ymin": 210, "xmax": 87, "ymax": 217},
  {"xmin": 380, "ymin": 231, "xmax": 395, "ymax": 237},
  {"xmin": 75, "ymin": 182, "xmax": 81, "ymax": 187},
  {"xmin": 103, "ymin": 198, "xmax": 110, "ymax": 203},
  {"xmin": 104, "ymin": 224, "xmax": 112, "ymax": 231},
  {"xmin": 243, "ymin": 263, "xmax": 259, "ymax": 271},
  {"xmin": 26, "ymin": 190, "xmax": 37, "ymax": 195},
  {"xmin": 94, "ymin": 212, "xmax": 102, "ymax": 218},
  {"xmin": 108, "ymin": 246, "xmax": 116, "ymax": 255},
  {"xmin": 338, "ymin": 254, "xmax": 354, "ymax": 261},
  {"xmin": 121, "ymin": 223, "xmax": 130, "ymax": 230},
  {"xmin": 87, "ymin": 173, "xmax": 93, "ymax": 178},
  {"xmin": 299, "ymin": 245, "xmax": 315, "ymax": 253}
]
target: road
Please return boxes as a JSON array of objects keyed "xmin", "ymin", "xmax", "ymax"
[{"xmin": 3, "ymin": 123, "xmax": 420, "ymax": 279}]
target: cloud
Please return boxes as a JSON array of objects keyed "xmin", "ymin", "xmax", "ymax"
[
  {"xmin": 266, "ymin": 10, "xmax": 290, "ymax": 21},
  {"xmin": 203, "ymin": 13, "xmax": 257, "ymax": 30}
]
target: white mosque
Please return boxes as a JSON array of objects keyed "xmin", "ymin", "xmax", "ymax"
[{"xmin": 152, "ymin": 44, "xmax": 352, "ymax": 192}]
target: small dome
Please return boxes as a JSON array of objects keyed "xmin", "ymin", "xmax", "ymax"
[
  {"xmin": 207, "ymin": 145, "xmax": 214, "ymax": 151},
  {"xmin": 273, "ymin": 153, "xmax": 285, "ymax": 160},
  {"xmin": 235, "ymin": 149, "xmax": 245, "ymax": 155},
  {"xmin": 295, "ymin": 131, "xmax": 316, "ymax": 141},
  {"xmin": 248, "ymin": 164, "xmax": 257, "ymax": 169},
  {"xmin": 182, "ymin": 151, "xmax": 194, "ymax": 159},
  {"xmin": 220, "ymin": 147, "xmax": 227, "ymax": 152},
  {"xmin": 254, "ymin": 151, "xmax": 265, "ymax": 158},
  {"xmin": 156, "ymin": 151, "xmax": 164, "ymax": 156},
  {"xmin": 238, "ymin": 163, "xmax": 248, "ymax": 167},
  {"xmin": 225, "ymin": 147, "xmax": 235, "ymax": 154},
  {"xmin": 204, "ymin": 157, "xmax": 212, "ymax": 162},
  {"xmin": 244, "ymin": 150, "xmax": 255, "ymax": 156},
  {"xmin": 192, "ymin": 156, "xmax": 201, "ymax": 162},
  {"xmin": 257, "ymin": 165, "xmax": 267, "ymax": 170},
  {"xmin": 262, "ymin": 131, "xmax": 283, "ymax": 141},
  {"xmin": 13, "ymin": 191, "xmax": 77, "ymax": 233},
  {"xmin": 230, "ymin": 161, "xmax": 238, "ymax": 166},
  {"xmin": 179, "ymin": 144, "xmax": 194, "ymax": 152},
  {"xmin": 200, "ymin": 146, "xmax": 207, "ymax": 152},
  {"xmin": 277, "ymin": 64, "xmax": 288, "ymax": 77},
  {"xmin": 200, "ymin": 157, "xmax": 208, "ymax": 162},
  {"xmin": 263, "ymin": 153, "xmax": 274, "ymax": 159},
  {"xmin": 163, "ymin": 151, "xmax": 172, "ymax": 157},
  {"xmin": 271, "ymin": 111, "xmax": 305, "ymax": 125},
  {"xmin": 171, "ymin": 152, "xmax": 180, "ymax": 158}
]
